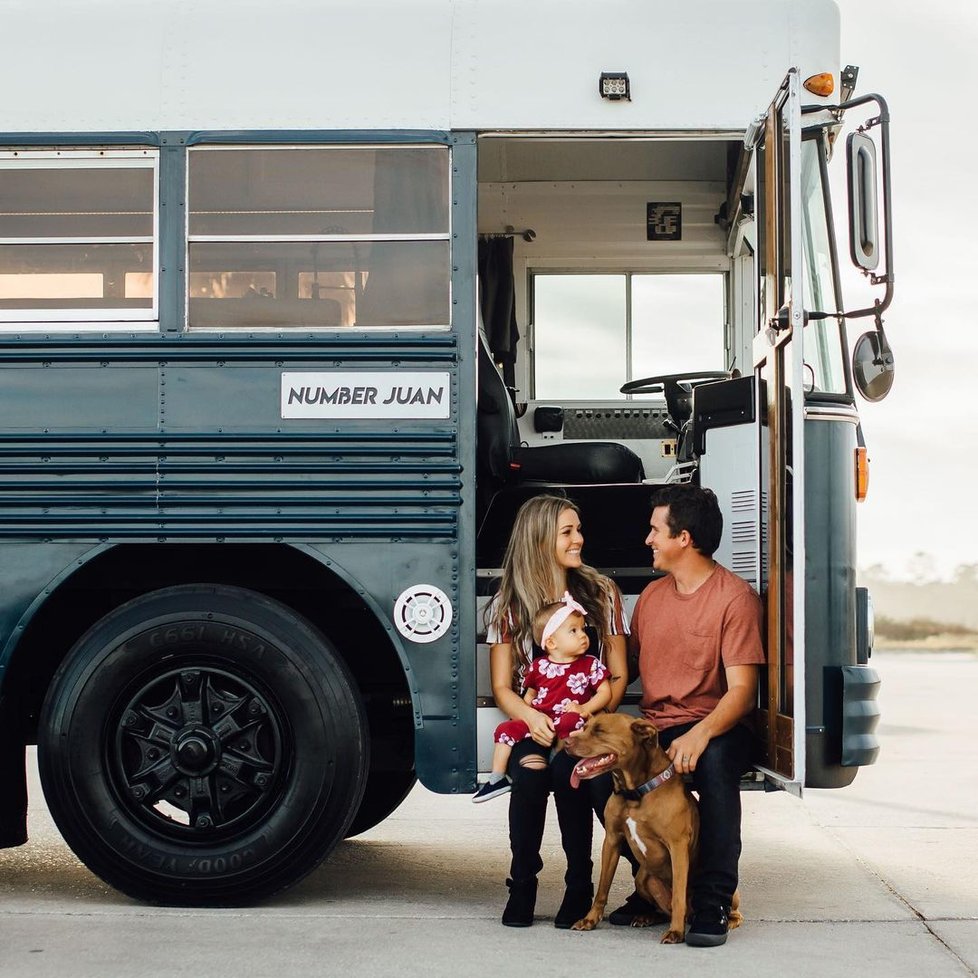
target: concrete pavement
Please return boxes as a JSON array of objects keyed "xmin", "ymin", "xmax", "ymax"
[{"xmin": 1, "ymin": 649, "xmax": 976, "ymax": 977}]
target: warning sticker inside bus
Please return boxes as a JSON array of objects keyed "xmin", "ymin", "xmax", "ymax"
[{"xmin": 281, "ymin": 372, "xmax": 451, "ymax": 419}]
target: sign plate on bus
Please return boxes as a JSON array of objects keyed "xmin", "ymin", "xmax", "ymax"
[{"xmin": 281, "ymin": 372, "xmax": 451, "ymax": 419}]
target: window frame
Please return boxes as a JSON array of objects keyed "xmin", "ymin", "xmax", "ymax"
[
  {"xmin": 0, "ymin": 148, "xmax": 160, "ymax": 331},
  {"xmin": 528, "ymin": 267, "xmax": 729, "ymax": 400},
  {"xmin": 799, "ymin": 130, "xmax": 853, "ymax": 400},
  {"xmin": 184, "ymin": 142, "xmax": 453, "ymax": 332}
]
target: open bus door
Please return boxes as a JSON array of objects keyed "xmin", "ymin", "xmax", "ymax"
[{"xmin": 753, "ymin": 71, "xmax": 806, "ymax": 794}]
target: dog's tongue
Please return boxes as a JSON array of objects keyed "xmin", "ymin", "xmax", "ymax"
[
  {"xmin": 570, "ymin": 754, "xmax": 615, "ymax": 788},
  {"xmin": 570, "ymin": 757, "xmax": 598, "ymax": 789}
]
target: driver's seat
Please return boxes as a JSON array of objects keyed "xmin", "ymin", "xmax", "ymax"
[
  {"xmin": 658, "ymin": 374, "xmax": 732, "ymax": 481},
  {"xmin": 477, "ymin": 329, "xmax": 644, "ymax": 492}
]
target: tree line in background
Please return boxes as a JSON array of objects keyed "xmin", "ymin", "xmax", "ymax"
[{"xmin": 860, "ymin": 559, "xmax": 978, "ymax": 641}]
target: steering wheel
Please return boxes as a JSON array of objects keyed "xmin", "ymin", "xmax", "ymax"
[
  {"xmin": 620, "ymin": 371, "xmax": 732, "ymax": 427},
  {"xmin": 619, "ymin": 371, "xmax": 731, "ymax": 396}
]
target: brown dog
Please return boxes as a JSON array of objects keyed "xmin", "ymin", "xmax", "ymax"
[{"xmin": 565, "ymin": 712, "xmax": 741, "ymax": 943}]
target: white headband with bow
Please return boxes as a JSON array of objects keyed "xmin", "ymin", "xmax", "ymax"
[{"xmin": 541, "ymin": 591, "xmax": 588, "ymax": 646}]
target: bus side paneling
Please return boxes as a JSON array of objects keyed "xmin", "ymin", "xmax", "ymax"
[
  {"xmin": 803, "ymin": 412, "xmax": 880, "ymax": 788},
  {"xmin": 302, "ymin": 539, "xmax": 477, "ymax": 793},
  {"xmin": 0, "ymin": 334, "xmax": 477, "ymax": 794}
]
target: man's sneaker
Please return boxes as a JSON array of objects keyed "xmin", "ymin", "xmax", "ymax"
[
  {"xmin": 472, "ymin": 777, "xmax": 511, "ymax": 803},
  {"xmin": 608, "ymin": 891, "xmax": 670, "ymax": 927},
  {"xmin": 686, "ymin": 905, "xmax": 730, "ymax": 947}
]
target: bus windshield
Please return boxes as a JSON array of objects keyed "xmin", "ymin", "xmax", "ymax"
[{"xmin": 800, "ymin": 137, "xmax": 847, "ymax": 396}]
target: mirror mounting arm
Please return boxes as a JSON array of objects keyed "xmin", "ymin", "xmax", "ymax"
[
  {"xmin": 827, "ymin": 93, "xmax": 896, "ymax": 403},
  {"xmin": 839, "ymin": 93, "xmax": 895, "ymax": 322},
  {"xmin": 870, "ymin": 301, "xmax": 890, "ymax": 350}
]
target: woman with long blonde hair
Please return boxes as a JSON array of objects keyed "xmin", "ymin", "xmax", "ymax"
[{"xmin": 486, "ymin": 494, "xmax": 629, "ymax": 928}]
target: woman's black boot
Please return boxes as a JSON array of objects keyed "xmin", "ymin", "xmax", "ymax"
[
  {"xmin": 502, "ymin": 877, "xmax": 538, "ymax": 927},
  {"xmin": 553, "ymin": 883, "xmax": 594, "ymax": 929}
]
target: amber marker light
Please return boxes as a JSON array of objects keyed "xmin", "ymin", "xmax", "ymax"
[
  {"xmin": 855, "ymin": 446, "xmax": 869, "ymax": 501},
  {"xmin": 803, "ymin": 72, "xmax": 835, "ymax": 97}
]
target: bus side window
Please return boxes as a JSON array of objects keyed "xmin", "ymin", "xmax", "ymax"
[
  {"xmin": 0, "ymin": 150, "xmax": 158, "ymax": 326},
  {"xmin": 186, "ymin": 145, "xmax": 452, "ymax": 330}
]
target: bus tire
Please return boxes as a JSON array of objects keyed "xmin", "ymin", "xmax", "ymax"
[
  {"xmin": 37, "ymin": 584, "xmax": 368, "ymax": 906},
  {"xmin": 345, "ymin": 766, "xmax": 417, "ymax": 838}
]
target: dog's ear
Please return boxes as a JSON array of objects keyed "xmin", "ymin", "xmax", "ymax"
[{"xmin": 630, "ymin": 718, "xmax": 659, "ymax": 746}]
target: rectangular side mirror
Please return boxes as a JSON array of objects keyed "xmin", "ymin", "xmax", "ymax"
[{"xmin": 847, "ymin": 131, "xmax": 880, "ymax": 271}]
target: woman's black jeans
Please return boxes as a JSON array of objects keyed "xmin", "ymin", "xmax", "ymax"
[
  {"xmin": 507, "ymin": 739, "xmax": 594, "ymax": 889},
  {"xmin": 658, "ymin": 721, "xmax": 754, "ymax": 913},
  {"xmin": 506, "ymin": 738, "xmax": 636, "ymax": 890}
]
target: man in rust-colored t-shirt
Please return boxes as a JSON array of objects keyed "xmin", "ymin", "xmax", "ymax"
[{"xmin": 627, "ymin": 484, "xmax": 764, "ymax": 947}]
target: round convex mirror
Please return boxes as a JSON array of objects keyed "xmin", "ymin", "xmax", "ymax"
[{"xmin": 852, "ymin": 331, "xmax": 895, "ymax": 402}]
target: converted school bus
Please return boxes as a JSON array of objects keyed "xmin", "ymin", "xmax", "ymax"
[{"xmin": 0, "ymin": 0, "xmax": 892, "ymax": 904}]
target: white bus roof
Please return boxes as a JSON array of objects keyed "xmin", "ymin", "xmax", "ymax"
[{"xmin": 0, "ymin": 0, "xmax": 839, "ymax": 135}]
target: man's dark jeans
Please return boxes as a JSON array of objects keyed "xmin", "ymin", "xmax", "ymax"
[{"xmin": 658, "ymin": 721, "xmax": 754, "ymax": 912}]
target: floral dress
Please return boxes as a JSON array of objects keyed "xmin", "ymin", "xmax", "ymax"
[
  {"xmin": 494, "ymin": 654, "xmax": 609, "ymax": 745},
  {"xmin": 485, "ymin": 582, "xmax": 629, "ymax": 692}
]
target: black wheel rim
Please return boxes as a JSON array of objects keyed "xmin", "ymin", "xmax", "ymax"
[{"xmin": 109, "ymin": 664, "xmax": 286, "ymax": 841}]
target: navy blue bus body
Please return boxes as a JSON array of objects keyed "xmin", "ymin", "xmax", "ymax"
[{"xmin": 0, "ymin": 131, "xmax": 480, "ymax": 902}]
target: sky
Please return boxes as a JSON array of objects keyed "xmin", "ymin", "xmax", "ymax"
[{"xmin": 835, "ymin": 0, "xmax": 978, "ymax": 579}]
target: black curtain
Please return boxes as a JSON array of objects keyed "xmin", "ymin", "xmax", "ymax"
[{"xmin": 477, "ymin": 236, "xmax": 520, "ymax": 390}]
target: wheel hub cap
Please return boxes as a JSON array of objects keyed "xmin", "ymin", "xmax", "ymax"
[
  {"xmin": 112, "ymin": 665, "xmax": 284, "ymax": 837},
  {"xmin": 172, "ymin": 728, "xmax": 219, "ymax": 776}
]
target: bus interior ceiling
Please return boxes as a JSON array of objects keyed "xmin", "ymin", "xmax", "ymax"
[{"xmin": 475, "ymin": 135, "xmax": 742, "ymax": 575}]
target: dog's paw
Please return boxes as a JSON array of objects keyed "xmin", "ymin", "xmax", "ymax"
[
  {"xmin": 659, "ymin": 929, "xmax": 685, "ymax": 945},
  {"xmin": 571, "ymin": 916, "xmax": 599, "ymax": 931},
  {"xmin": 728, "ymin": 910, "xmax": 743, "ymax": 931},
  {"xmin": 629, "ymin": 915, "xmax": 659, "ymax": 928}
]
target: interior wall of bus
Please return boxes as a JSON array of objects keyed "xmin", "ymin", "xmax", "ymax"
[
  {"xmin": 477, "ymin": 135, "xmax": 743, "ymax": 394},
  {"xmin": 474, "ymin": 133, "xmax": 747, "ymax": 569}
]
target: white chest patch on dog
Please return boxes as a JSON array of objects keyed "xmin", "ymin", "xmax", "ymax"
[{"xmin": 625, "ymin": 817, "xmax": 648, "ymax": 856}]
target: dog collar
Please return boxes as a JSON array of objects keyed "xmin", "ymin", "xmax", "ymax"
[{"xmin": 615, "ymin": 763, "xmax": 676, "ymax": 802}]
